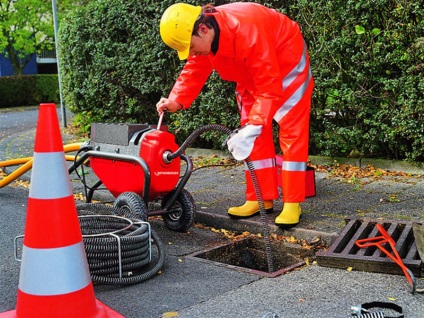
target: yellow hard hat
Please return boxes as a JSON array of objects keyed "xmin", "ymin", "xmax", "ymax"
[{"xmin": 160, "ymin": 3, "xmax": 202, "ymax": 60}]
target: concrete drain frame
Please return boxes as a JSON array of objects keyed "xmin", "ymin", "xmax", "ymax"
[{"xmin": 187, "ymin": 237, "xmax": 315, "ymax": 278}]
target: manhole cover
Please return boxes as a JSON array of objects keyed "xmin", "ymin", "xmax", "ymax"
[
  {"xmin": 188, "ymin": 237, "xmax": 314, "ymax": 277},
  {"xmin": 317, "ymin": 218, "xmax": 423, "ymax": 276}
]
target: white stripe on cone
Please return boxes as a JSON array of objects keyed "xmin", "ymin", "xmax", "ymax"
[
  {"xmin": 29, "ymin": 152, "xmax": 73, "ymax": 199},
  {"xmin": 18, "ymin": 242, "xmax": 91, "ymax": 296}
]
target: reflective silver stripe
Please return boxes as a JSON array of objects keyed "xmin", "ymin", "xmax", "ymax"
[
  {"xmin": 282, "ymin": 161, "xmax": 307, "ymax": 172},
  {"xmin": 29, "ymin": 152, "xmax": 73, "ymax": 199},
  {"xmin": 244, "ymin": 158, "xmax": 276, "ymax": 171},
  {"xmin": 235, "ymin": 90, "xmax": 242, "ymax": 111},
  {"xmin": 19, "ymin": 242, "xmax": 91, "ymax": 296},
  {"xmin": 273, "ymin": 68, "xmax": 312, "ymax": 123},
  {"xmin": 235, "ymin": 90, "xmax": 241, "ymax": 101},
  {"xmin": 282, "ymin": 45, "xmax": 307, "ymax": 90}
]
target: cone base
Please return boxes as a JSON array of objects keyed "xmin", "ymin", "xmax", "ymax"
[
  {"xmin": 0, "ymin": 299, "xmax": 124, "ymax": 318},
  {"xmin": 0, "ymin": 310, "xmax": 15, "ymax": 317},
  {"xmin": 96, "ymin": 299, "xmax": 126, "ymax": 318}
]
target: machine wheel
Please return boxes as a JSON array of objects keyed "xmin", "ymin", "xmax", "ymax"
[
  {"xmin": 161, "ymin": 189, "xmax": 196, "ymax": 232},
  {"xmin": 113, "ymin": 192, "xmax": 148, "ymax": 221}
]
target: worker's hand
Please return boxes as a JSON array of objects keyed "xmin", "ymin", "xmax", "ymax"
[
  {"xmin": 156, "ymin": 98, "xmax": 183, "ymax": 115},
  {"xmin": 225, "ymin": 124, "xmax": 262, "ymax": 161}
]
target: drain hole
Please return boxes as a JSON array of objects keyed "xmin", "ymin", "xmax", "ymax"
[
  {"xmin": 348, "ymin": 221, "xmax": 376, "ymax": 255},
  {"xmin": 334, "ymin": 219, "xmax": 363, "ymax": 253},
  {"xmin": 190, "ymin": 237, "xmax": 315, "ymax": 276}
]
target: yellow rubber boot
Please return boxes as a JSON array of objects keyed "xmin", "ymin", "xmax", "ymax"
[
  {"xmin": 275, "ymin": 203, "xmax": 302, "ymax": 227},
  {"xmin": 228, "ymin": 200, "xmax": 273, "ymax": 218}
]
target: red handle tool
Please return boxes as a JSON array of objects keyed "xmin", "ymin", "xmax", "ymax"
[{"xmin": 356, "ymin": 223, "xmax": 417, "ymax": 293}]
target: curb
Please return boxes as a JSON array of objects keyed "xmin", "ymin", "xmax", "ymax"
[{"xmin": 195, "ymin": 210, "xmax": 339, "ymax": 245}]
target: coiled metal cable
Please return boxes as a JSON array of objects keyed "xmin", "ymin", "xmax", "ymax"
[
  {"xmin": 77, "ymin": 203, "xmax": 165, "ymax": 285},
  {"xmin": 353, "ymin": 312, "xmax": 385, "ymax": 318},
  {"xmin": 351, "ymin": 302, "xmax": 403, "ymax": 318}
]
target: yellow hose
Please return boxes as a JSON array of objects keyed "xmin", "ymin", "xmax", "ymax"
[
  {"xmin": 0, "ymin": 143, "xmax": 82, "ymax": 188},
  {"xmin": 63, "ymin": 143, "xmax": 82, "ymax": 153},
  {"xmin": 0, "ymin": 157, "xmax": 33, "ymax": 167},
  {"xmin": 0, "ymin": 159, "xmax": 33, "ymax": 188}
]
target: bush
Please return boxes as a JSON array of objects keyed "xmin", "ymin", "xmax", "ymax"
[
  {"xmin": 0, "ymin": 75, "xmax": 59, "ymax": 107},
  {"xmin": 58, "ymin": 0, "xmax": 240, "ymax": 146},
  {"xmin": 290, "ymin": 0, "xmax": 424, "ymax": 161},
  {"xmin": 59, "ymin": 0, "xmax": 180, "ymax": 132},
  {"xmin": 35, "ymin": 75, "xmax": 60, "ymax": 103},
  {"xmin": 59, "ymin": 0, "xmax": 424, "ymax": 161}
]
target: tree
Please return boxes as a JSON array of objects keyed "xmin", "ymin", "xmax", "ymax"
[
  {"xmin": 0, "ymin": 0, "xmax": 89, "ymax": 75},
  {"xmin": 0, "ymin": 0, "xmax": 54, "ymax": 75}
]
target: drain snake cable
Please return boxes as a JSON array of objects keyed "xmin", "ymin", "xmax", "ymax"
[
  {"xmin": 76, "ymin": 203, "xmax": 165, "ymax": 285},
  {"xmin": 166, "ymin": 123, "xmax": 275, "ymax": 273},
  {"xmin": 72, "ymin": 124, "xmax": 275, "ymax": 283}
]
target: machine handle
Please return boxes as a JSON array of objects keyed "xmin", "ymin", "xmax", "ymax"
[{"xmin": 157, "ymin": 113, "xmax": 164, "ymax": 130}]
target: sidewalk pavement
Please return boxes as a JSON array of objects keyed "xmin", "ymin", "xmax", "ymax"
[{"xmin": 1, "ymin": 123, "xmax": 424, "ymax": 317}]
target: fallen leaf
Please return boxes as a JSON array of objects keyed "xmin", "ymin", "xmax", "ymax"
[
  {"xmin": 309, "ymin": 236, "xmax": 321, "ymax": 244},
  {"xmin": 161, "ymin": 312, "xmax": 179, "ymax": 317},
  {"xmin": 289, "ymin": 236, "xmax": 298, "ymax": 243}
]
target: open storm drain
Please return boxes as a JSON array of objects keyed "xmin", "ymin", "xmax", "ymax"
[{"xmin": 188, "ymin": 237, "xmax": 315, "ymax": 277}]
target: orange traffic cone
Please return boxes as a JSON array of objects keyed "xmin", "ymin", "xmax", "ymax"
[{"xmin": 0, "ymin": 104, "xmax": 124, "ymax": 318}]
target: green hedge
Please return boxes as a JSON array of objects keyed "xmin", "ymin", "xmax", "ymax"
[
  {"xmin": 0, "ymin": 75, "xmax": 59, "ymax": 107},
  {"xmin": 291, "ymin": 0, "xmax": 424, "ymax": 161},
  {"xmin": 59, "ymin": 0, "xmax": 178, "ymax": 132},
  {"xmin": 59, "ymin": 0, "xmax": 424, "ymax": 161}
]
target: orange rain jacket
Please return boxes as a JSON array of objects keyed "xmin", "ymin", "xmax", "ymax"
[
  {"xmin": 168, "ymin": 2, "xmax": 314, "ymax": 203},
  {"xmin": 169, "ymin": 2, "xmax": 301, "ymax": 127}
]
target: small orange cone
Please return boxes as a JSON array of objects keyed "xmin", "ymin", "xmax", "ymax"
[{"xmin": 0, "ymin": 104, "xmax": 124, "ymax": 317}]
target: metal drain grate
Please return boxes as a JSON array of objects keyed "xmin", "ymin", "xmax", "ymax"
[{"xmin": 316, "ymin": 218, "xmax": 423, "ymax": 277}]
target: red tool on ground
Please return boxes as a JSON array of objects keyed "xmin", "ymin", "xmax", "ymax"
[{"xmin": 356, "ymin": 223, "xmax": 419, "ymax": 294}]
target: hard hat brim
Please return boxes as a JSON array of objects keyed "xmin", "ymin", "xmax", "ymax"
[{"xmin": 178, "ymin": 46, "xmax": 190, "ymax": 60}]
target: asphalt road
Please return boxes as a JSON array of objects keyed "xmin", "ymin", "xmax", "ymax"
[{"xmin": 0, "ymin": 108, "xmax": 38, "ymax": 135}]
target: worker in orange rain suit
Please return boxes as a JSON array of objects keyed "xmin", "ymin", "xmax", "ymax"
[{"xmin": 156, "ymin": 2, "xmax": 314, "ymax": 227}]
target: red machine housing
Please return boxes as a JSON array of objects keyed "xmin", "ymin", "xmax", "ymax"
[{"xmin": 89, "ymin": 125, "xmax": 181, "ymax": 201}]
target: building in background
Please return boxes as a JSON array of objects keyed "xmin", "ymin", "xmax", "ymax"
[{"xmin": 0, "ymin": 49, "xmax": 57, "ymax": 76}]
